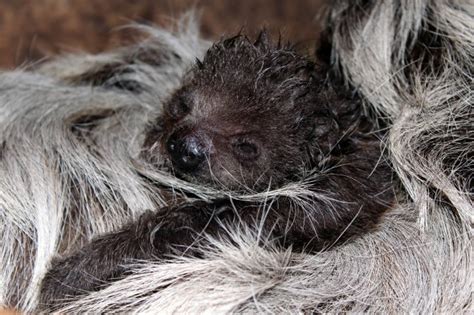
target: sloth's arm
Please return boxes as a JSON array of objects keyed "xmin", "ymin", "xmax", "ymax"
[
  {"xmin": 39, "ymin": 196, "xmax": 385, "ymax": 311},
  {"xmin": 38, "ymin": 201, "xmax": 252, "ymax": 310},
  {"xmin": 38, "ymin": 199, "xmax": 320, "ymax": 310}
]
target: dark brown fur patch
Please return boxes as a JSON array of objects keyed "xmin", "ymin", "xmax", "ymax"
[
  {"xmin": 66, "ymin": 45, "xmax": 168, "ymax": 92},
  {"xmin": 0, "ymin": 140, "xmax": 5, "ymax": 160}
]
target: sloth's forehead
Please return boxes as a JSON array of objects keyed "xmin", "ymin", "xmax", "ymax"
[
  {"xmin": 181, "ymin": 81, "xmax": 302, "ymax": 119},
  {"xmin": 170, "ymin": 90, "xmax": 304, "ymax": 141},
  {"xmin": 186, "ymin": 65, "xmax": 313, "ymax": 115}
]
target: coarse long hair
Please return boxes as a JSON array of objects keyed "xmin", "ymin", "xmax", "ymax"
[{"xmin": 0, "ymin": 0, "xmax": 472, "ymax": 312}]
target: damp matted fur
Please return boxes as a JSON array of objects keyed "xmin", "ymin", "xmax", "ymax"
[{"xmin": 1, "ymin": 0, "xmax": 472, "ymax": 313}]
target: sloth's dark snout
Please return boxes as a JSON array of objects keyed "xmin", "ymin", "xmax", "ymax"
[{"xmin": 166, "ymin": 131, "xmax": 207, "ymax": 173}]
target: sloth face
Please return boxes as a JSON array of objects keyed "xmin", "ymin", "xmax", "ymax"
[{"xmin": 144, "ymin": 33, "xmax": 360, "ymax": 191}]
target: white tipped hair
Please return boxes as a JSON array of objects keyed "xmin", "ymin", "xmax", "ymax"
[{"xmin": 1, "ymin": 2, "xmax": 472, "ymax": 313}]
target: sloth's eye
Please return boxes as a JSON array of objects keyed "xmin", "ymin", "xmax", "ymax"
[
  {"xmin": 167, "ymin": 97, "xmax": 190, "ymax": 119},
  {"xmin": 232, "ymin": 140, "xmax": 260, "ymax": 161}
]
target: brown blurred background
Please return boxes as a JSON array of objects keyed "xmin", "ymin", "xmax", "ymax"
[{"xmin": 0, "ymin": 0, "xmax": 328, "ymax": 68}]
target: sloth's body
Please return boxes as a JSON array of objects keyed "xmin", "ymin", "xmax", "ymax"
[{"xmin": 39, "ymin": 33, "xmax": 394, "ymax": 310}]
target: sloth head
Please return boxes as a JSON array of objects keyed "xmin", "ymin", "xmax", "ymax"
[{"xmin": 144, "ymin": 31, "xmax": 364, "ymax": 191}]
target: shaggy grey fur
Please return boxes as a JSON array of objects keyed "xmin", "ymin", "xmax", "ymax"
[{"xmin": 0, "ymin": 0, "xmax": 472, "ymax": 313}]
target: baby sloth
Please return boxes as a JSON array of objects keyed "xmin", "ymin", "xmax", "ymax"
[{"xmin": 40, "ymin": 32, "xmax": 394, "ymax": 310}]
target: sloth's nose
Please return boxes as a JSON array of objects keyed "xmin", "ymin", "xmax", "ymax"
[{"xmin": 166, "ymin": 132, "xmax": 207, "ymax": 173}]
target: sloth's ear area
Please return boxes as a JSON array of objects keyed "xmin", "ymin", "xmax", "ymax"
[{"xmin": 303, "ymin": 88, "xmax": 369, "ymax": 167}]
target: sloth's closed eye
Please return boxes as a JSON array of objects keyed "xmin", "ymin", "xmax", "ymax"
[{"xmin": 232, "ymin": 140, "xmax": 260, "ymax": 161}]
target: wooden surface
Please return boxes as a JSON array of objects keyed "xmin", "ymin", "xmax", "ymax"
[{"xmin": 0, "ymin": 0, "xmax": 327, "ymax": 68}]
